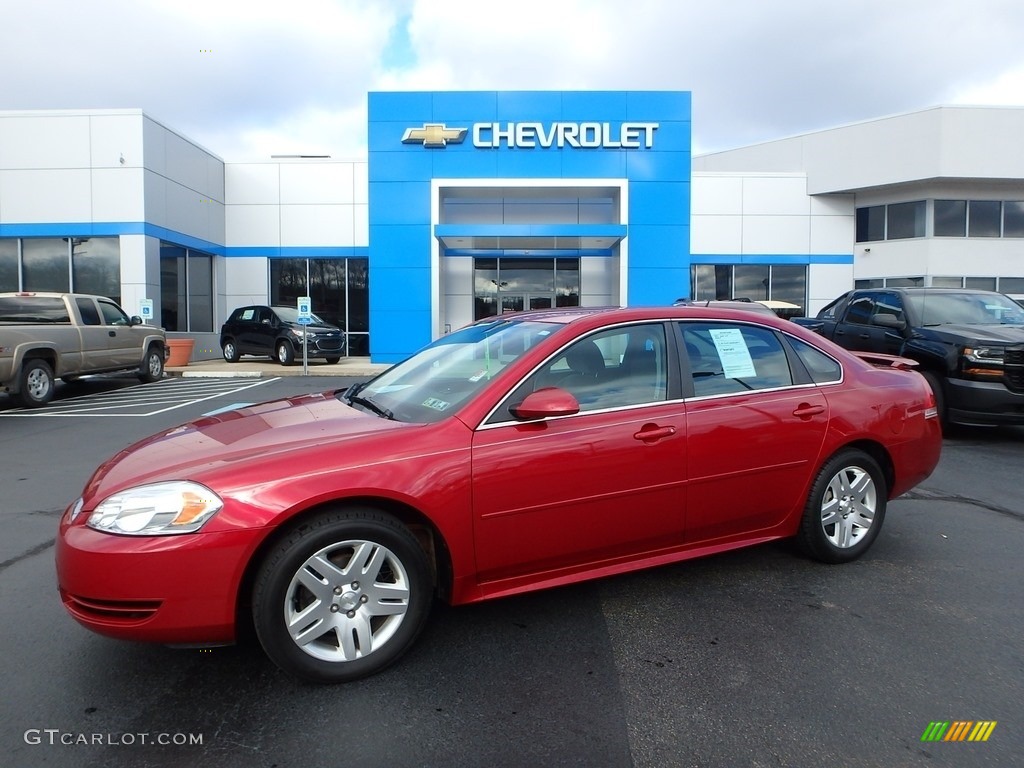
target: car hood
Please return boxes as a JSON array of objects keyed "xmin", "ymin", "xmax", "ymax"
[
  {"xmin": 286, "ymin": 322, "xmax": 340, "ymax": 333},
  {"xmin": 926, "ymin": 324, "xmax": 1024, "ymax": 344},
  {"xmin": 82, "ymin": 390, "xmax": 410, "ymax": 501}
]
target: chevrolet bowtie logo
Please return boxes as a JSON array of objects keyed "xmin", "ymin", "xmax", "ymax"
[{"xmin": 401, "ymin": 124, "xmax": 468, "ymax": 148}]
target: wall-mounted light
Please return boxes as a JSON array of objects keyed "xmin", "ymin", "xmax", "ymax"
[{"xmin": 863, "ymin": 248, "xmax": 871, "ymax": 253}]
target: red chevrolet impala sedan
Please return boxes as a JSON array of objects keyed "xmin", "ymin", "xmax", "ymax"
[{"xmin": 57, "ymin": 306, "xmax": 941, "ymax": 683}]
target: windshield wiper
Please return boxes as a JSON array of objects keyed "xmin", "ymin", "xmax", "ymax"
[{"xmin": 347, "ymin": 393, "xmax": 394, "ymax": 420}]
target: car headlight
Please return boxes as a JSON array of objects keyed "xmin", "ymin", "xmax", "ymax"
[
  {"xmin": 963, "ymin": 345, "xmax": 1005, "ymax": 364},
  {"xmin": 87, "ymin": 481, "xmax": 223, "ymax": 535},
  {"xmin": 289, "ymin": 329, "xmax": 318, "ymax": 339}
]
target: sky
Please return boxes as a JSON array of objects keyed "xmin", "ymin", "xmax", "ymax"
[{"xmin": 4, "ymin": 0, "xmax": 1024, "ymax": 161}]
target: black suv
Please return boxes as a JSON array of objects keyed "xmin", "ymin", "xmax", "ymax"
[{"xmin": 220, "ymin": 305, "xmax": 346, "ymax": 365}]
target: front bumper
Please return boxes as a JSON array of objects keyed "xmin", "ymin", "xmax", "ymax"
[
  {"xmin": 945, "ymin": 377, "xmax": 1024, "ymax": 426},
  {"xmin": 56, "ymin": 516, "xmax": 265, "ymax": 644}
]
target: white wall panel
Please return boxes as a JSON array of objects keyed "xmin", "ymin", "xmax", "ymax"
[
  {"xmin": 691, "ymin": 175, "xmax": 743, "ymax": 215},
  {"xmin": 164, "ymin": 130, "xmax": 212, "ymax": 195},
  {"xmin": 225, "ymin": 257, "xmax": 270, "ymax": 296},
  {"xmin": 89, "ymin": 115, "xmax": 144, "ymax": 169},
  {"xmin": 280, "ymin": 162, "xmax": 354, "ymax": 205},
  {"xmin": 0, "ymin": 169, "xmax": 92, "ymax": 221},
  {"xmin": 354, "ymin": 203, "xmax": 369, "ymax": 246},
  {"xmin": 226, "ymin": 164, "xmax": 280, "ymax": 205},
  {"xmin": 742, "ymin": 176, "xmax": 809, "ymax": 215},
  {"xmin": 742, "ymin": 216, "xmax": 810, "ymax": 254},
  {"xmin": 280, "ymin": 205, "xmax": 355, "ymax": 247},
  {"xmin": 353, "ymin": 162, "xmax": 368, "ymax": 205},
  {"xmin": 691, "ymin": 214, "xmax": 742, "ymax": 253},
  {"xmin": 806, "ymin": 264, "xmax": 855, "ymax": 314},
  {"xmin": 809, "ymin": 214, "xmax": 854, "ymax": 254},
  {"xmin": 0, "ymin": 115, "xmax": 91, "ymax": 169},
  {"xmin": 226, "ymin": 205, "xmax": 280, "ymax": 246},
  {"xmin": 581, "ymin": 256, "xmax": 615, "ymax": 300},
  {"xmin": 92, "ymin": 168, "xmax": 145, "ymax": 221}
]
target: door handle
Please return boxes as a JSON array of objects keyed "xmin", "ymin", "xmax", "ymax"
[
  {"xmin": 633, "ymin": 425, "xmax": 676, "ymax": 443},
  {"xmin": 108, "ymin": 330, "xmax": 116, "ymax": 337},
  {"xmin": 792, "ymin": 403, "xmax": 825, "ymax": 419}
]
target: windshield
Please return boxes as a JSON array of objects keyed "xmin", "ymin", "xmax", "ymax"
[
  {"xmin": 907, "ymin": 293, "xmax": 1024, "ymax": 326},
  {"xmin": 355, "ymin": 319, "xmax": 560, "ymax": 423},
  {"xmin": 273, "ymin": 307, "xmax": 328, "ymax": 325}
]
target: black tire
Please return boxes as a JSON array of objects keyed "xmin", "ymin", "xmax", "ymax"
[
  {"xmin": 222, "ymin": 339, "xmax": 241, "ymax": 363},
  {"xmin": 252, "ymin": 508, "xmax": 432, "ymax": 684},
  {"xmin": 919, "ymin": 370, "xmax": 946, "ymax": 428},
  {"xmin": 796, "ymin": 449, "xmax": 887, "ymax": 564},
  {"xmin": 138, "ymin": 345, "xmax": 165, "ymax": 383},
  {"xmin": 325, "ymin": 356, "xmax": 341, "ymax": 365},
  {"xmin": 276, "ymin": 340, "xmax": 295, "ymax": 366},
  {"xmin": 18, "ymin": 359, "xmax": 55, "ymax": 408}
]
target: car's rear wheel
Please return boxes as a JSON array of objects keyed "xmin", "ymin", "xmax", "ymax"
[
  {"xmin": 797, "ymin": 449, "xmax": 886, "ymax": 564},
  {"xmin": 138, "ymin": 345, "xmax": 165, "ymax": 383},
  {"xmin": 252, "ymin": 508, "xmax": 432, "ymax": 683},
  {"xmin": 222, "ymin": 340, "xmax": 240, "ymax": 363},
  {"xmin": 18, "ymin": 359, "xmax": 55, "ymax": 407},
  {"xmin": 276, "ymin": 341, "xmax": 295, "ymax": 366}
]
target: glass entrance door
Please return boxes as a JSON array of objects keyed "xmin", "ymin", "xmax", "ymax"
[
  {"xmin": 475, "ymin": 259, "xmax": 579, "ymax": 320},
  {"xmin": 500, "ymin": 294, "xmax": 554, "ymax": 314}
]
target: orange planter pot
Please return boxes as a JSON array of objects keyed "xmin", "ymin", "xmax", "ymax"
[{"xmin": 166, "ymin": 338, "xmax": 195, "ymax": 367}]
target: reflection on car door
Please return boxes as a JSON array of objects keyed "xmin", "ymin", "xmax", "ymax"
[
  {"xmin": 681, "ymin": 322, "xmax": 829, "ymax": 542},
  {"xmin": 470, "ymin": 323, "xmax": 687, "ymax": 584},
  {"xmin": 74, "ymin": 297, "xmax": 111, "ymax": 372}
]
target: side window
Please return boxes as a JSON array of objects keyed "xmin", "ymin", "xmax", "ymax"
[
  {"xmin": 257, "ymin": 308, "xmax": 273, "ymax": 325},
  {"xmin": 682, "ymin": 323, "xmax": 793, "ymax": 396},
  {"xmin": 788, "ymin": 337, "xmax": 842, "ymax": 384},
  {"xmin": 871, "ymin": 293, "xmax": 905, "ymax": 325},
  {"xmin": 75, "ymin": 298, "xmax": 101, "ymax": 326},
  {"xmin": 98, "ymin": 300, "xmax": 129, "ymax": 326},
  {"xmin": 493, "ymin": 323, "xmax": 669, "ymax": 421},
  {"xmin": 844, "ymin": 295, "xmax": 876, "ymax": 326}
]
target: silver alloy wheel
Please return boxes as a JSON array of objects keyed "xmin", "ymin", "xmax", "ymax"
[
  {"xmin": 284, "ymin": 540, "xmax": 410, "ymax": 663},
  {"xmin": 223, "ymin": 341, "xmax": 236, "ymax": 361},
  {"xmin": 26, "ymin": 366, "xmax": 52, "ymax": 401},
  {"xmin": 819, "ymin": 465, "xmax": 876, "ymax": 548},
  {"xmin": 147, "ymin": 351, "xmax": 163, "ymax": 378}
]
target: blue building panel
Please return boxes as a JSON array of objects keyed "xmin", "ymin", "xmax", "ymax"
[
  {"xmin": 628, "ymin": 182, "xmax": 691, "ymax": 226},
  {"xmin": 368, "ymin": 90, "xmax": 694, "ymax": 363},
  {"xmin": 368, "ymin": 182, "xmax": 432, "ymax": 226},
  {"xmin": 560, "ymin": 92, "xmax": 630, "ymax": 121}
]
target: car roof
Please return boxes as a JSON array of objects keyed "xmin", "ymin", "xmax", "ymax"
[{"xmin": 470, "ymin": 304, "xmax": 793, "ymax": 330}]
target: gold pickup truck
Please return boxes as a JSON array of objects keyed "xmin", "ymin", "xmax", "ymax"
[{"xmin": 0, "ymin": 292, "xmax": 167, "ymax": 408}]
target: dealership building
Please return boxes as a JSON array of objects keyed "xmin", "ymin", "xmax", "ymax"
[{"xmin": 1, "ymin": 91, "xmax": 1023, "ymax": 363}]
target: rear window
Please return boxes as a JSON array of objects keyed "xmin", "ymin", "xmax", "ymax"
[{"xmin": 0, "ymin": 297, "xmax": 71, "ymax": 323}]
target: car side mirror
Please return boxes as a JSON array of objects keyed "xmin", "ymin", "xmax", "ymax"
[
  {"xmin": 129, "ymin": 315, "xmax": 143, "ymax": 326},
  {"xmin": 509, "ymin": 387, "xmax": 580, "ymax": 421},
  {"xmin": 871, "ymin": 313, "xmax": 906, "ymax": 331}
]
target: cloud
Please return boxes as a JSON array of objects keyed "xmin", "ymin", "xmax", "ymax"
[{"xmin": 3, "ymin": 0, "xmax": 1024, "ymax": 159}]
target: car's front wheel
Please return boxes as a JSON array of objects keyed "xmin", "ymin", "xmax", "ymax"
[
  {"xmin": 222, "ymin": 340, "xmax": 240, "ymax": 363},
  {"xmin": 276, "ymin": 340, "xmax": 295, "ymax": 365},
  {"xmin": 138, "ymin": 345, "xmax": 165, "ymax": 383},
  {"xmin": 252, "ymin": 508, "xmax": 433, "ymax": 683},
  {"xmin": 796, "ymin": 449, "xmax": 887, "ymax": 564}
]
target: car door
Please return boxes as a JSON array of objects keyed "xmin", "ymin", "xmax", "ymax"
[
  {"xmin": 73, "ymin": 296, "xmax": 111, "ymax": 372},
  {"xmin": 96, "ymin": 298, "xmax": 141, "ymax": 368},
  {"xmin": 680, "ymin": 321, "xmax": 829, "ymax": 543},
  {"xmin": 470, "ymin": 323, "xmax": 687, "ymax": 584},
  {"xmin": 831, "ymin": 292, "xmax": 890, "ymax": 353}
]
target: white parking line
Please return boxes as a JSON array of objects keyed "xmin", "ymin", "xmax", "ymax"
[{"xmin": 0, "ymin": 378, "xmax": 281, "ymax": 417}]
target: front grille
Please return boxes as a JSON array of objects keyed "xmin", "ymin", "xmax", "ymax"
[
  {"xmin": 316, "ymin": 337, "xmax": 344, "ymax": 352},
  {"xmin": 1006, "ymin": 346, "xmax": 1024, "ymax": 391},
  {"xmin": 62, "ymin": 591, "xmax": 161, "ymax": 624}
]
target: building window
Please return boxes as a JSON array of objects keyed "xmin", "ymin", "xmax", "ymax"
[
  {"xmin": 0, "ymin": 240, "xmax": 18, "ymax": 292},
  {"xmin": 690, "ymin": 264, "xmax": 807, "ymax": 315},
  {"xmin": 887, "ymin": 201, "xmax": 926, "ymax": 240},
  {"xmin": 0, "ymin": 237, "xmax": 121, "ymax": 301},
  {"xmin": 856, "ymin": 206, "xmax": 886, "ymax": 242},
  {"xmin": 473, "ymin": 258, "xmax": 580, "ymax": 321},
  {"xmin": 160, "ymin": 243, "xmax": 214, "ymax": 332},
  {"xmin": 934, "ymin": 200, "xmax": 967, "ymax": 237},
  {"xmin": 969, "ymin": 201, "xmax": 1002, "ymax": 237},
  {"xmin": 269, "ymin": 257, "xmax": 369, "ymax": 355},
  {"xmin": 1004, "ymin": 202, "xmax": 1024, "ymax": 238}
]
